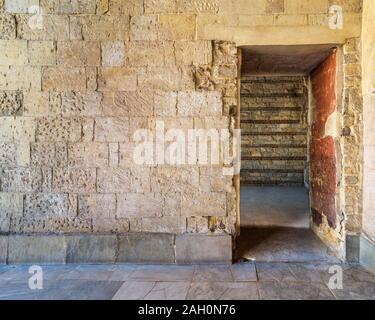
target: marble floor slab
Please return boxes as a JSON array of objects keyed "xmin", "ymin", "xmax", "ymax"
[{"xmin": 1, "ymin": 263, "xmax": 375, "ymax": 300}]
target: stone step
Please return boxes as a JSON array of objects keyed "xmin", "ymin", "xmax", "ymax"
[
  {"xmin": 241, "ymin": 82, "xmax": 306, "ymax": 97},
  {"xmin": 242, "ymin": 159, "xmax": 307, "ymax": 170},
  {"xmin": 241, "ymin": 146, "xmax": 307, "ymax": 157},
  {"xmin": 241, "ymin": 123, "xmax": 307, "ymax": 133},
  {"xmin": 241, "ymin": 170, "xmax": 304, "ymax": 182},
  {"xmin": 241, "ymin": 76, "xmax": 306, "ymax": 84},
  {"xmin": 241, "ymin": 96, "xmax": 305, "ymax": 109},
  {"xmin": 241, "ymin": 110, "xmax": 302, "ymax": 121},
  {"xmin": 241, "ymin": 180, "xmax": 304, "ymax": 186},
  {"xmin": 242, "ymin": 134, "xmax": 308, "ymax": 145}
]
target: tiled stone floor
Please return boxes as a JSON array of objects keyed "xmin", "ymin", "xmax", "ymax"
[{"xmin": 1, "ymin": 262, "xmax": 375, "ymax": 300}]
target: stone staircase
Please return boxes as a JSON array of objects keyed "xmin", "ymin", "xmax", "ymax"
[{"xmin": 240, "ymin": 76, "xmax": 308, "ymax": 186}]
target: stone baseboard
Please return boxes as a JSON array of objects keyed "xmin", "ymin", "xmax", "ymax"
[
  {"xmin": 360, "ymin": 236, "xmax": 375, "ymax": 274},
  {"xmin": 0, "ymin": 233, "xmax": 232, "ymax": 265}
]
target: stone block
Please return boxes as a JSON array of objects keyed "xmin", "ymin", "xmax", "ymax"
[
  {"xmin": 68, "ymin": 143, "xmax": 109, "ymax": 167},
  {"xmin": 92, "ymin": 218, "xmax": 130, "ymax": 234},
  {"xmin": 0, "ymin": 40, "xmax": 28, "ymax": 65},
  {"xmin": 5, "ymin": 0, "xmax": 38, "ymax": 13},
  {"xmin": 200, "ymin": 167, "xmax": 234, "ymax": 193},
  {"xmin": 284, "ymin": 0, "xmax": 328, "ymax": 14},
  {"xmin": 108, "ymin": 91, "xmax": 154, "ymax": 116},
  {"xmin": 151, "ymin": 167, "xmax": 199, "ymax": 193},
  {"xmin": 126, "ymin": 41, "xmax": 174, "ymax": 67},
  {"xmin": 57, "ymin": 41, "xmax": 101, "ymax": 67},
  {"xmin": 0, "ymin": 193, "xmax": 23, "ymax": 229},
  {"xmin": 98, "ymin": 67, "xmax": 137, "ymax": 91},
  {"xmin": 158, "ymin": 14, "xmax": 196, "ymax": 40},
  {"xmin": 94, "ymin": 117, "xmax": 129, "ymax": 142},
  {"xmin": 181, "ymin": 191, "xmax": 227, "ymax": 217},
  {"xmin": 42, "ymin": 67, "xmax": 87, "ymax": 91},
  {"xmin": 23, "ymin": 91, "xmax": 53, "ymax": 116},
  {"xmin": 108, "ymin": 0, "xmax": 144, "ymax": 15},
  {"xmin": 175, "ymin": 40, "xmax": 213, "ymax": 66},
  {"xmin": 101, "ymin": 41, "xmax": 125, "ymax": 67},
  {"xmin": 78, "ymin": 194, "xmax": 116, "ymax": 219},
  {"xmin": 61, "ymin": 92, "xmax": 103, "ymax": 117},
  {"xmin": 138, "ymin": 67, "xmax": 181, "ymax": 91},
  {"xmin": 154, "ymin": 91, "xmax": 177, "ymax": 116},
  {"xmin": 36, "ymin": 117, "xmax": 82, "ymax": 142},
  {"xmin": 0, "ymin": 14, "xmax": 16, "ymax": 39},
  {"xmin": 176, "ymin": 234, "xmax": 232, "ymax": 264},
  {"xmin": 266, "ymin": 0, "xmax": 284, "ymax": 13},
  {"xmin": 1, "ymin": 168, "xmax": 42, "ymax": 192},
  {"xmin": 360, "ymin": 236, "xmax": 375, "ymax": 275},
  {"xmin": 8, "ymin": 235, "xmax": 66, "ymax": 264},
  {"xmin": 31, "ymin": 142, "xmax": 67, "ymax": 167},
  {"xmin": 17, "ymin": 14, "xmax": 69, "ymax": 40},
  {"xmin": 96, "ymin": 166, "xmax": 149, "ymax": 194},
  {"xmin": 10, "ymin": 216, "xmax": 93, "ymax": 234},
  {"xmin": 52, "ymin": 168, "xmax": 96, "ymax": 194},
  {"xmin": 0, "ymin": 142, "xmax": 17, "ymax": 166},
  {"xmin": 0, "ymin": 236, "xmax": 7, "ymax": 264},
  {"xmin": 28, "ymin": 40, "xmax": 56, "ymax": 66},
  {"xmin": 130, "ymin": 15, "xmax": 158, "ymax": 41},
  {"xmin": 117, "ymin": 233, "xmax": 175, "ymax": 263},
  {"xmin": 66, "ymin": 235, "xmax": 117, "ymax": 263},
  {"xmin": 0, "ymin": 66, "xmax": 41, "ymax": 90},
  {"xmin": 346, "ymin": 234, "xmax": 360, "ymax": 262},
  {"xmin": 0, "ymin": 91, "xmax": 23, "ymax": 116},
  {"xmin": 177, "ymin": 91, "xmax": 223, "ymax": 116},
  {"xmin": 70, "ymin": 15, "xmax": 129, "ymax": 40},
  {"xmin": 24, "ymin": 193, "xmax": 72, "ymax": 219},
  {"xmin": 117, "ymin": 193, "xmax": 163, "ymax": 218},
  {"xmin": 40, "ymin": 0, "xmax": 97, "ymax": 14},
  {"xmin": 141, "ymin": 216, "xmax": 186, "ymax": 234}
]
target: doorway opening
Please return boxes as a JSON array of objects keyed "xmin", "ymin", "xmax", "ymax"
[{"xmin": 236, "ymin": 45, "xmax": 341, "ymax": 263}]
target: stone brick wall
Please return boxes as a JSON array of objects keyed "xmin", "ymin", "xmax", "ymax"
[
  {"xmin": 241, "ymin": 76, "xmax": 308, "ymax": 186},
  {"xmin": 0, "ymin": 0, "xmax": 365, "ymax": 262},
  {"xmin": 0, "ymin": 0, "xmax": 241, "ymax": 240}
]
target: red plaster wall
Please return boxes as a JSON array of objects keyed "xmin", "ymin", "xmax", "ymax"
[{"xmin": 310, "ymin": 52, "xmax": 337, "ymax": 229}]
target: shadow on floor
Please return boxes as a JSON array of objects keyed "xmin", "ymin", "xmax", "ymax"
[{"xmin": 235, "ymin": 226, "xmax": 340, "ymax": 264}]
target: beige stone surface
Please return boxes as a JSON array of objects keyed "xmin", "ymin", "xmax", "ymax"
[{"xmin": 0, "ymin": 1, "xmax": 366, "ymax": 252}]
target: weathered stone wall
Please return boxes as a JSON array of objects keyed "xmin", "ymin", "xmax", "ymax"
[
  {"xmin": 0, "ymin": 0, "xmax": 365, "ymax": 262},
  {"xmin": 362, "ymin": 0, "xmax": 375, "ymax": 242},
  {"xmin": 241, "ymin": 76, "xmax": 308, "ymax": 186},
  {"xmin": 0, "ymin": 0, "xmax": 241, "ymax": 244}
]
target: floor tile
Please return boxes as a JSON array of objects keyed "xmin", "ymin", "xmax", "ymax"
[
  {"xmin": 144, "ymin": 282, "xmax": 191, "ymax": 300},
  {"xmin": 187, "ymin": 282, "xmax": 259, "ymax": 300},
  {"xmin": 193, "ymin": 265, "xmax": 233, "ymax": 282},
  {"xmin": 130, "ymin": 265, "xmax": 194, "ymax": 281},
  {"xmin": 258, "ymin": 280, "xmax": 335, "ymax": 300},
  {"xmin": 112, "ymin": 281, "xmax": 156, "ymax": 300},
  {"xmin": 231, "ymin": 262, "xmax": 257, "ymax": 282},
  {"xmin": 0, "ymin": 279, "xmax": 123, "ymax": 300},
  {"xmin": 255, "ymin": 263, "xmax": 297, "ymax": 282}
]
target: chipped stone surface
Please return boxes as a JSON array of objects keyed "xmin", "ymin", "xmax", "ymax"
[
  {"xmin": 52, "ymin": 168, "xmax": 96, "ymax": 194},
  {"xmin": 1, "ymin": 168, "xmax": 42, "ymax": 192},
  {"xmin": 24, "ymin": 193, "xmax": 72, "ymax": 218},
  {"xmin": 0, "ymin": 142, "xmax": 17, "ymax": 166},
  {"xmin": 117, "ymin": 193, "xmax": 164, "ymax": 218},
  {"xmin": 36, "ymin": 117, "xmax": 82, "ymax": 142},
  {"xmin": 101, "ymin": 42, "xmax": 125, "ymax": 67},
  {"xmin": 78, "ymin": 193, "xmax": 116, "ymax": 220},
  {"xmin": 31, "ymin": 142, "xmax": 67, "ymax": 167}
]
